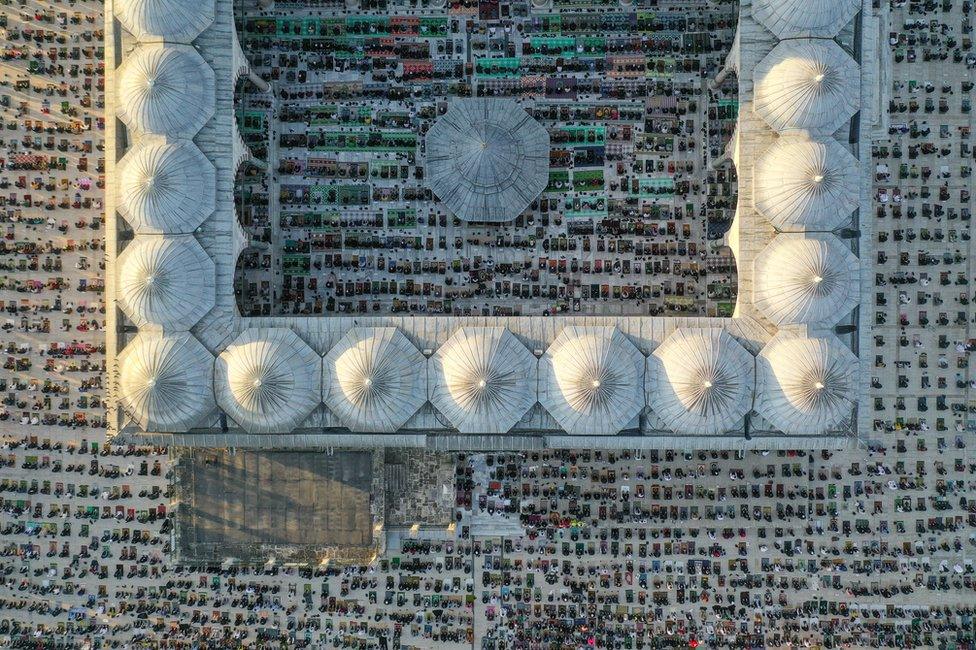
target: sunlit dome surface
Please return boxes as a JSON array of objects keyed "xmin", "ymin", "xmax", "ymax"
[
  {"xmin": 117, "ymin": 235, "xmax": 214, "ymax": 330},
  {"xmin": 425, "ymin": 98, "xmax": 550, "ymax": 222},
  {"xmin": 322, "ymin": 327, "xmax": 426, "ymax": 432},
  {"xmin": 114, "ymin": 0, "xmax": 215, "ymax": 44},
  {"xmin": 118, "ymin": 332, "xmax": 215, "ymax": 432},
  {"xmin": 117, "ymin": 139, "xmax": 215, "ymax": 234},
  {"xmin": 215, "ymin": 329, "xmax": 321, "ymax": 434},
  {"xmin": 117, "ymin": 44, "xmax": 215, "ymax": 138},
  {"xmin": 756, "ymin": 332, "xmax": 857, "ymax": 434},
  {"xmin": 753, "ymin": 233, "xmax": 859, "ymax": 328},
  {"xmin": 648, "ymin": 328, "xmax": 755, "ymax": 435},
  {"xmin": 754, "ymin": 136, "xmax": 859, "ymax": 232},
  {"xmin": 429, "ymin": 327, "xmax": 538, "ymax": 434},
  {"xmin": 540, "ymin": 327, "xmax": 645, "ymax": 435},
  {"xmin": 753, "ymin": 40, "xmax": 860, "ymax": 134},
  {"xmin": 753, "ymin": 0, "xmax": 860, "ymax": 38}
]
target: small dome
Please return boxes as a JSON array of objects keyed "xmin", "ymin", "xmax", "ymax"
[
  {"xmin": 756, "ymin": 332, "xmax": 857, "ymax": 434},
  {"xmin": 754, "ymin": 136, "xmax": 859, "ymax": 232},
  {"xmin": 215, "ymin": 329, "xmax": 321, "ymax": 434},
  {"xmin": 540, "ymin": 327, "xmax": 645, "ymax": 435},
  {"xmin": 117, "ymin": 139, "xmax": 215, "ymax": 234},
  {"xmin": 753, "ymin": 233, "xmax": 859, "ymax": 328},
  {"xmin": 648, "ymin": 328, "xmax": 755, "ymax": 435},
  {"xmin": 118, "ymin": 332, "xmax": 215, "ymax": 431},
  {"xmin": 117, "ymin": 235, "xmax": 215, "ymax": 330},
  {"xmin": 753, "ymin": 0, "xmax": 860, "ymax": 38},
  {"xmin": 753, "ymin": 40, "xmax": 859, "ymax": 133},
  {"xmin": 323, "ymin": 327, "xmax": 426, "ymax": 432},
  {"xmin": 114, "ymin": 0, "xmax": 215, "ymax": 44},
  {"xmin": 429, "ymin": 327, "xmax": 538, "ymax": 433},
  {"xmin": 425, "ymin": 98, "xmax": 550, "ymax": 222},
  {"xmin": 117, "ymin": 44, "xmax": 215, "ymax": 138}
]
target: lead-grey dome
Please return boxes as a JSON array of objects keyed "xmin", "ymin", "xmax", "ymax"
[
  {"xmin": 429, "ymin": 327, "xmax": 538, "ymax": 434},
  {"xmin": 425, "ymin": 98, "xmax": 550, "ymax": 222},
  {"xmin": 540, "ymin": 327, "xmax": 645, "ymax": 435},
  {"xmin": 753, "ymin": 233, "xmax": 859, "ymax": 328},
  {"xmin": 116, "ymin": 138, "xmax": 215, "ymax": 234},
  {"xmin": 755, "ymin": 331, "xmax": 857, "ymax": 434},
  {"xmin": 117, "ymin": 235, "xmax": 215, "ymax": 330},
  {"xmin": 118, "ymin": 332, "xmax": 216, "ymax": 432},
  {"xmin": 215, "ymin": 329, "xmax": 322, "ymax": 434},
  {"xmin": 114, "ymin": 0, "xmax": 215, "ymax": 44},
  {"xmin": 648, "ymin": 328, "xmax": 755, "ymax": 435},
  {"xmin": 117, "ymin": 44, "xmax": 215, "ymax": 138},
  {"xmin": 753, "ymin": 0, "xmax": 860, "ymax": 39},
  {"xmin": 754, "ymin": 135, "xmax": 859, "ymax": 232},
  {"xmin": 753, "ymin": 40, "xmax": 860, "ymax": 134},
  {"xmin": 322, "ymin": 327, "xmax": 427, "ymax": 433}
]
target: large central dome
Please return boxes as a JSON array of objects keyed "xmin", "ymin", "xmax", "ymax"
[{"xmin": 425, "ymin": 98, "xmax": 550, "ymax": 222}]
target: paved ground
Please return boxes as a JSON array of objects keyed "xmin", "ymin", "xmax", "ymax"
[
  {"xmin": 177, "ymin": 450, "xmax": 375, "ymax": 562},
  {"xmin": 0, "ymin": 0, "xmax": 974, "ymax": 647}
]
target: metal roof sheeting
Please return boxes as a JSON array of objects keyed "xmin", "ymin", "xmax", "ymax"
[
  {"xmin": 753, "ymin": 233, "xmax": 859, "ymax": 328},
  {"xmin": 755, "ymin": 331, "xmax": 857, "ymax": 434},
  {"xmin": 428, "ymin": 327, "xmax": 538, "ymax": 434},
  {"xmin": 118, "ymin": 332, "xmax": 216, "ymax": 432},
  {"xmin": 540, "ymin": 327, "xmax": 645, "ymax": 435},
  {"xmin": 215, "ymin": 329, "xmax": 322, "ymax": 434},
  {"xmin": 117, "ymin": 235, "xmax": 215, "ymax": 330},
  {"xmin": 648, "ymin": 328, "xmax": 755, "ymax": 435},
  {"xmin": 753, "ymin": 40, "xmax": 860, "ymax": 134},
  {"xmin": 322, "ymin": 327, "xmax": 427, "ymax": 432}
]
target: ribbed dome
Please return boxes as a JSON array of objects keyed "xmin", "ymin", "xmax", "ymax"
[
  {"xmin": 753, "ymin": 0, "xmax": 860, "ymax": 38},
  {"xmin": 117, "ymin": 44, "xmax": 215, "ymax": 138},
  {"xmin": 429, "ymin": 327, "xmax": 538, "ymax": 433},
  {"xmin": 754, "ymin": 136, "xmax": 859, "ymax": 232},
  {"xmin": 648, "ymin": 328, "xmax": 755, "ymax": 435},
  {"xmin": 755, "ymin": 332, "xmax": 857, "ymax": 434},
  {"xmin": 753, "ymin": 40, "xmax": 860, "ymax": 134},
  {"xmin": 114, "ymin": 0, "xmax": 215, "ymax": 44},
  {"xmin": 425, "ymin": 98, "xmax": 550, "ymax": 222},
  {"xmin": 117, "ymin": 139, "xmax": 215, "ymax": 234},
  {"xmin": 117, "ymin": 235, "xmax": 215, "ymax": 330},
  {"xmin": 215, "ymin": 329, "xmax": 321, "ymax": 433},
  {"xmin": 322, "ymin": 327, "xmax": 426, "ymax": 432},
  {"xmin": 540, "ymin": 327, "xmax": 645, "ymax": 435},
  {"xmin": 118, "ymin": 332, "xmax": 215, "ymax": 432},
  {"xmin": 753, "ymin": 233, "xmax": 859, "ymax": 327}
]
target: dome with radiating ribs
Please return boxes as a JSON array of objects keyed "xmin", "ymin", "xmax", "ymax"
[
  {"xmin": 754, "ymin": 136, "xmax": 859, "ymax": 232},
  {"xmin": 323, "ymin": 327, "xmax": 426, "ymax": 432},
  {"xmin": 117, "ymin": 138, "xmax": 215, "ymax": 234},
  {"xmin": 215, "ymin": 329, "xmax": 321, "ymax": 433},
  {"xmin": 114, "ymin": 0, "xmax": 215, "ymax": 44},
  {"xmin": 425, "ymin": 98, "xmax": 550, "ymax": 222},
  {"xmin": 117, "ymin": 235, "xmax": 214, "ymax": 330},
  {"xmin": 117, "ymin": 44, "xmax": 215, "ymax": 138},
  {"xmin": 756, "ymin": 331, "xmax": 857, "ymax": 434},
  {"xmin": 648, "ymin": 328, "xmax": 755, "ymax": 435},
  {"xmin": 540, "ymin": 327, "xmax": 645, "ymax": 435},
  {"xmin": 118, "ymin": 332, "xmax": 215, "ymax": 432},
  {"xmin": 753, "ymin": 233, "xmax": 859, "ymax": 328},
  {"xmin": 753, "ymin": 40, "xmax": 859, "ymax": 134},
  {"xmin": 429, "ymin": 327, "xmax": 538, "ymax": 433},
  {"xmin": 753, "ymin": 0, "xmax": 860, "ymax": 39}
]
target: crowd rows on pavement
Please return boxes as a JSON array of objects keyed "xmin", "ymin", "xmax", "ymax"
[{"xmin": 0, "ymin": 0, "xmax": 973, "ymax": 646}]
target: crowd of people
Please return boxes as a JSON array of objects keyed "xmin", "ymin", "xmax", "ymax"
[
  {"xmin": 233, "ymin": 0, "xmax": 739, "ymax": 318},
  {"xmin": 0, "ymin": 0, "xmax": 973, "ymax": 646}
]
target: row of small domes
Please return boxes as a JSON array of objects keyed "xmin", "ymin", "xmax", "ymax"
[{"xmin": 118, "ymin": 326, "xmax": 857, "ymax": 438}]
